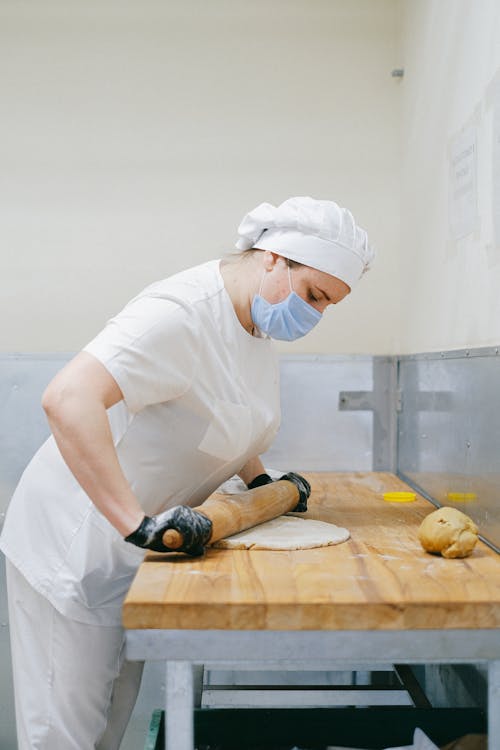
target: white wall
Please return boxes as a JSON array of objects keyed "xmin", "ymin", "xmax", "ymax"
[
  {"xmin": 1, "ymin": 0, "xmax": 401, "ymax": 354},
  {"xmin": 399, "ymin": 0, "xmax": 500, "ymax": 353}
]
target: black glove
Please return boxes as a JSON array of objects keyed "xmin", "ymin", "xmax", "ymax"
[
  {"xmin": 124, "ymin": 505, "xmax": 213, "ymax": 556},
  {"xmin": 246, "ymin": 473, "xmax": 274, "ymax": 489},
  {"xmin": 246, "ymin": 471, "xmax": 310, "ymax": 512}
]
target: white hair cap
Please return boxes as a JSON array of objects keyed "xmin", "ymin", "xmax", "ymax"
[{"xmin": 235, "ymin": 196, "xmax": 375, "ymax": 289}]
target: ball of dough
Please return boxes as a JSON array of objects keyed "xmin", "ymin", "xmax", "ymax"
[{"xmin": 418, "ymin": 507, "xmax": 478, "ymax": 558}]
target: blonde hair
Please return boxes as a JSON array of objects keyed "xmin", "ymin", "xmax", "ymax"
[{"xmin": 223, "ymin": 248, "xmax": 303, "ymax": 268}]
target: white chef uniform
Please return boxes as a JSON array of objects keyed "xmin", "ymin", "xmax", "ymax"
[{"xmin": 1, "ymin": 259, "xmax": 281, "ymax": 748}]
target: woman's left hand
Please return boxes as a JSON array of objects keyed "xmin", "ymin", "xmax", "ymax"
[{"xmin": 247, "ymin": 471, "xmax": 310, "ymax": 512}]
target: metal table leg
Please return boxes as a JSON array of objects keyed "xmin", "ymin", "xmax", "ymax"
[
  {"xmin": 165, "ymin": 661, "xmax": 194, "ymax": 750},
  {"xmin": 489, "ymin": 660, "xmax": 500, "ymax": 748}
]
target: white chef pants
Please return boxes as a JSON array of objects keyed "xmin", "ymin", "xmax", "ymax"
[{"xmin": 6, "ymin": 560, "xmax": 144, "ymax": 750}]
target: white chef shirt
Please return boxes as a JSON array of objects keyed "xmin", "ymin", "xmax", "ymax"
[{"xmin": 0, "ymin": 260, "xmax": 280, "ymax": 626}]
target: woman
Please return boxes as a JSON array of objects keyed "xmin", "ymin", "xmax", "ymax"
[{"xmin": 1, "ymin": 196, "xmax": 374, "ymax": 749}]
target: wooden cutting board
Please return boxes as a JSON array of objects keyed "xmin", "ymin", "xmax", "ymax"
[{"xmin": 122, "ymin": 472, "xmax": 500, "ymax": 631}]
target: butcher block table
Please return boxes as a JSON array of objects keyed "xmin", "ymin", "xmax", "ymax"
[{"xmin": 123, "ymin": 472, "xmax": 500, "ymax": 749}]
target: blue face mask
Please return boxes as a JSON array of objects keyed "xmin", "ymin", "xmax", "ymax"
[{"xmin": 251, "ymin": 266, "xmax": 322, "ymax": 341}]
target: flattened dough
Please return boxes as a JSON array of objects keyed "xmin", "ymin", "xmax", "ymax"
[{"xmin": 213, "ymin": 515, "xmax": 350, "ymax": 550}]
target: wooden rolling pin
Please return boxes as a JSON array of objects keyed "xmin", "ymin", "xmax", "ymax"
[{"xmin": 162, "ymin": 479, "xmax": 300, "ymax": 550}]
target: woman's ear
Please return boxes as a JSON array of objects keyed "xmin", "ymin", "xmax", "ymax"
[
  {"xmin": 262, "ymin": 250, "xmax": 283, "ymax": 271},
  {"xmin": 262, "ymin": 250, "xmax": 278, "ymax": 272}
]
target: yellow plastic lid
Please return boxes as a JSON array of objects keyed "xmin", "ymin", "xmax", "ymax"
[
  {"xmin": 446, "ymin": 492, "xmax": 477, "ymax": 502},
  {"xmin": 383, "ymin": 491, "xmax": 416, "ymax": 503}
]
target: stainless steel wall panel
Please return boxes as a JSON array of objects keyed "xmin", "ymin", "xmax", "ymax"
[
  {"xmin": 263, "ymin": 355, "xmax": 374, "ymax": 471},
  {"xmin": 398, "ymin": 350, "xmax": 500, "ymax": 550},
  {"xmin": 337, "ymin": 357, "xmax": 398, "ymax": 472}
]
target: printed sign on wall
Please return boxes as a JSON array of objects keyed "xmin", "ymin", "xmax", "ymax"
[
  {"xmin": 448, "ymin": 125, "xmax": 478, "ymax": 240},
  {"xmin": 492, "ymin": 91, "xmax": 500, "ymax": 249}
]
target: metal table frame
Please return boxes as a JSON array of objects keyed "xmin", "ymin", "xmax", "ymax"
[{"xmin": 126, "ymin": 628, "xmax": 500, "ymax": 750}]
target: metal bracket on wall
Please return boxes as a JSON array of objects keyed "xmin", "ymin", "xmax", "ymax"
[{"xmin": 338, "ymin": 357, "xmax": 398, "ymax": 472}]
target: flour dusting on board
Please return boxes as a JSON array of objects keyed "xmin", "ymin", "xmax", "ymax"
[{"xmin": 351, "ymin": 474, "xmax": 387, "ymax": 492}]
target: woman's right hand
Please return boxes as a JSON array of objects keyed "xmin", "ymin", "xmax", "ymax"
[{"xmin": 125, "ymin": 506, "xmax": 213, "ymax": 556}]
